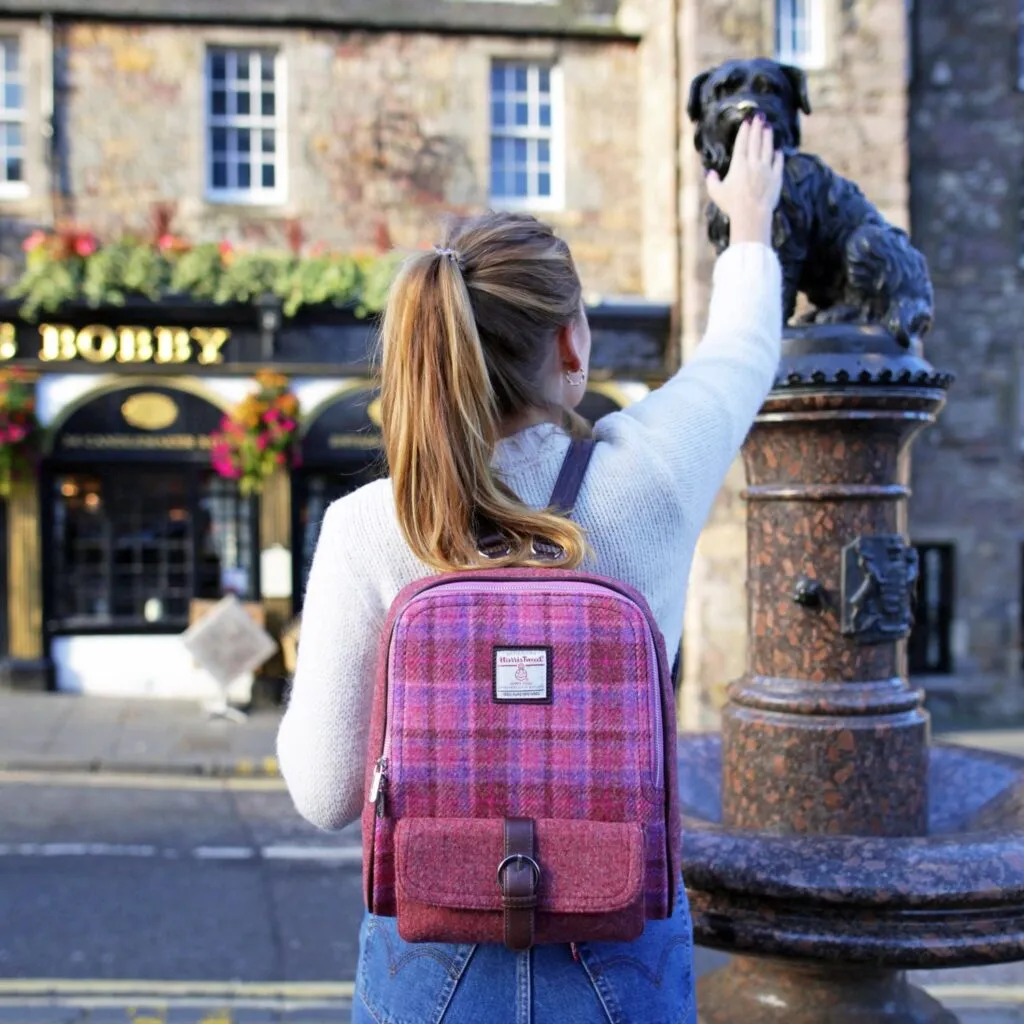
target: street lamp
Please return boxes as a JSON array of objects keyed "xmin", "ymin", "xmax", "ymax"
[{"xmin": 256, "ymin": 293, "xmax": 282, "ymax": 361}]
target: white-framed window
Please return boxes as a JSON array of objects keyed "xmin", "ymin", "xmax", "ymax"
[
  {"xmin": 205, "ymin": 47, "xmax": 284, "ymax": 205},
  {"xmin": 489, "ymin": 60, "xmax": 563, "ymax": 210},
  {"xmin": 0, "ymin": 38, "xmax": 27, "ymax": 198},
  {"xmin": 775, "ymin": 0, "xmax": 827, "ymax": 70}
]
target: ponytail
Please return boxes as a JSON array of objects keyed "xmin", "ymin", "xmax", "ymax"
[{"xmin": 380, "ymin": 221, "xmax": 591, "ymax": 573}]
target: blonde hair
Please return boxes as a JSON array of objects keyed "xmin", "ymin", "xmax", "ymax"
[{"xmin": 379, "ymin": 212, "xmax": 591, "ymax": 572}]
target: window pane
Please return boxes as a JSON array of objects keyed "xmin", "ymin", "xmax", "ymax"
[
  {"xmin": 6, "ymin": 156, "xmax": 21, "ymax": 183},
  {"xmin": 514, "ymin": 169, "xmax": 528, "ymax": 197},
  {"xmin": 237, "ymin": 128, "xmax": 250, "ymax": 155},
  {"xmin": 513, "ymin": 138, "xmax": 528, "ymax": 162},
  {"xmin": 515, "ymin": 102, "xmax": 529, "ymax": 126},
  {"xmin": 6, "ymin": 123, "xmax": 21, "ymax": 148},
  {"xmin": 237, "ymin": 55, "xmax": 250, "ymax": 80},
  {"xmin": 210, "ymin": 51, "xmax": 226, "ymax": 81},
  {"xmin": 261, "ymin": 90, "xmax": 275, "ymax": 117},
  {"xmin": 539, "ymin": 103, "xmax": 551, "ymax": 128},
  {"xmin": 537, "ymin": 139, "xmax": 550, "ymax": 163},
  {"xmin": 261, "ymin": 163, "xmax": 275, "ymax": 188},
  {"xmin": 3, "ymin": 41, "xmax": 17, "ymax": 74},
  {"xmin": 490, "ymin": 165, "xmax": 505, "ymax": 197},
  {"xmin": 238, "ymin": 161, "xmax": 251, "ymax": 189},
  {"xmin": 491, "ymin": 100, "xmax": 506, "ymax": 128},
  {"xmin": 211, "ymin": 127, "xmax": 228, "ymax": 154},
  {"xmin": 4, "ymin": 83, "xmax": 21, "ymax": 112},
  {"xmin": 212, "ymin": 160, "xmax": 228, "ymax": 189},
  {"xmin": 236, "ymin": 90, "xmax": 250, "ymax": 116},
  {"xmin": 211, "ymin": 90, "xmax": 227, "ymax": 116},
  {"xmin": 261, "ymin": 130, "xmax": 275, "ymax": 154},
  {"xmin": 490, "ymin": 64, "xmax": 505, "ymax": 92},
  {"xmin": 260, "ymin": 53, "xmax": 275, "ymax": 82},
  {"xmin": 538, "ymin": 172, "xmax": 551, "ymax": 197},
  {"xmin": 538, "ymin": 67, "xmax": 551, "ymax": 94},
  {"xmin": 514, "ymin": 66, "xmax": 528, "ymax": 91}
]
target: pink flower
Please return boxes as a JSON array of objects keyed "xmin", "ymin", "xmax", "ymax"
[
  {"xmin": 256, "ymin": 434, "xmax": 269, "ymax": 451},
  {"xmin": 158, "ymin": 234, "xmax": 176, "ymax": 251},
  {"xmin": 263, "ymin": 407, "xmax": 279, "ymax": 423},
  {"xmin": 7, "ymin": 425, "xmax": 26, "ymax": 444},
  {"xmin": 22, "ymin": 230, "xmax": 47, "ymax": 253},
  {"xmin": 74, "ymin": 234, "xmax": 97, "ymax": 257},
  {"xmin": 280, "ymin": 419, "xmax": 296, "ymax": 433},
  {"xmin": 274, "ymin": 452, "xmax": 286, "ymax": 465},
  {"xmin": 218, "ymin": 241, "xmax": 233, "ymax": 258}
]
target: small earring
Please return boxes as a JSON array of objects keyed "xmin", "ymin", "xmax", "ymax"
[{"xmin": 564, "ymin": 369, "xmax": 586, "ymax": 388}]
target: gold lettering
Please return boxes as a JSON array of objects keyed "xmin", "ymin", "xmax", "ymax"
[
  {"xmin": 190, "ymin": 328, "xmax": 230, "ymax": 366},
  {"xmin": 38, "ymin": 323, "xmax": 79, "ymax": 362},
  {"xmin": 116, "ymin": 326, "xmax": 155, "ymax": 363},
  {"xmin": 76, "ymin": 325, "xmax": 119, "ymax": 363},
  {"xmin": 60, "ymin": 433, "xmax": 212, "ymax": 451},
  {"xmin": 154, "ymin": 328, "xmax": 192, "ymax": 364},
  {"xmin": 0, "ymin": 323, "xmax": 16, "ymax": 360}
]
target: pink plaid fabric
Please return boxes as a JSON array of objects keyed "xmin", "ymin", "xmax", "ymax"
[{"xmin": 361, "ymin": 567, "xmax": 680, "ymax": 937}]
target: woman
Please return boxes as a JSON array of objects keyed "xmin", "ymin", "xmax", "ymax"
[{"xmin": 278, "ymin": 116, "xmax": 783, "ymax": 1023}]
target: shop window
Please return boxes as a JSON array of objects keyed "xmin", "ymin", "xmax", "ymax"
[
  {"xmin": 292, "ymin": 459, "xmax": 383, "ymax": 609},
  {"xmin": 50, "ymin": 468, "xmax": 256, "ymax": 631},
  {"xmin": 206, "ymin": 46, "xmax": 284, "ymax": 204},
  {"xmin": 0, "ymin": 37, "xmax": 26, "ymax": 196},
  {"xmin": 775, "ymin": 0, "xmax": 827, "ymax": 70},
  {"xmin": 908, "ymin": 543, "xmax": 955, "ymax": 675},
  {"xmin": 489, "ymin": 60, "xmax": 562, "ymax": 209}
]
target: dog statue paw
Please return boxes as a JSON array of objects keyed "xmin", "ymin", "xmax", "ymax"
[{"xmin": 688, "ymin": 58, "xmax": 934, "ymax": 349}]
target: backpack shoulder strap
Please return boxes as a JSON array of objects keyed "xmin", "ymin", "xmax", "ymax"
[{"xmin": 548, "ymin": 438, "xmax": 596, "ymax": 517}]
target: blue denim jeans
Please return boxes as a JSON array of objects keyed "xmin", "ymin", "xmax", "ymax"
[{"xmin": 352, "ymin": 887, "xmax": 696, "ymax": 1024}]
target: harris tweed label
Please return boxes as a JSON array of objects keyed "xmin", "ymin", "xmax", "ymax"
[{"xmin": 493, "ymin": 647, "xmax": 552, "ymax": 704}]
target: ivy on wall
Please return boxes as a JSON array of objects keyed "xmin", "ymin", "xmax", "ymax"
[{"xmin": 8, "ymin": 226, "xmax": 400, "ymax": 323}]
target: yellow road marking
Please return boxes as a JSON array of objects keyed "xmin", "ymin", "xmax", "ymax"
[
  {"xmin": 0, "ymin": 980, "xmax": 354, "ymax": 997},
  {"xmin": 0, "ymin": 770, "xmax": 286, "ymax": 792}
]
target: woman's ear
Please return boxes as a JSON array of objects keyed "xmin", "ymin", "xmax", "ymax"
[{"xmin": 555, "ymin": 322, "xmax": 581, "ymax": 371}]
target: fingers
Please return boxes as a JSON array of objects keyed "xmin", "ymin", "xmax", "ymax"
[
  {"xmin": 734, "ymin": 118, "xmax": 751, "ymax": 166},
  {"xmin": 705, "ymin": 168, "xmax": 723, "ymax": 205},
  {"xmin": 748, "ymin": 116, "xmax": 764, "ymax": 164}
]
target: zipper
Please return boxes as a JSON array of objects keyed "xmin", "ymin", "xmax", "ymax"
[{"xmin": 376, "ymin": 579, "xmax": 665, "ymax": 796}]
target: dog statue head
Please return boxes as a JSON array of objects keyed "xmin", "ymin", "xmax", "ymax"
[{"xmin": 687, "ymin": 58, "xmax": 811, "ymax": 176}]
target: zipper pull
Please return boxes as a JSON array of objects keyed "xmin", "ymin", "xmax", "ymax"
[{"xmin": 368, "ymin": 757, "xmax": 388, "ymax": 818}]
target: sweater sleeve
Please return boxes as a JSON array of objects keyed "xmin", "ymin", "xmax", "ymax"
[
  {"xmin": 606, "ymin": 242, "xmax": 783, "ymax": 518},
  {"xmin": 276, "ymin": 499, "xmax": 383, "ymax": 832}
]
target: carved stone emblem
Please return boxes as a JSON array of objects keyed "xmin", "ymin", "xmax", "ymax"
[{"xmin": 841, "ymin": 535, "xmax": 919, "ymax": 645}]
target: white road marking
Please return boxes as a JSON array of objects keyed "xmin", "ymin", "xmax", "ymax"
[
  {"xmin": 192, "ymin": 846, "xmax": 256, "ymax": 860},
  {"xmin": 261, "ymin": 844, "xmax": 363, "ymax": 863},
  {"xmin": 0, "ymin": 842, "xmax": 359, "ymax": 863},
  {"xmin": 0, "ymin": 769, "xmax": 287, "ymax": 792}
]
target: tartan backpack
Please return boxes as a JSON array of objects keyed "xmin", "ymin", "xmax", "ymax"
[{"xmin": 361, "ymin": 438, "xmax": 681, "ymax": 950}]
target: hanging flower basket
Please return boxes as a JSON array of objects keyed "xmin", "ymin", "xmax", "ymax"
[
  {"xmin": 210, "ymin": 371, "xmax": 300, "ymax": 497},
  {"xmin": 0, "ymin": 367, "xmax": 40, "ymax": 499}
]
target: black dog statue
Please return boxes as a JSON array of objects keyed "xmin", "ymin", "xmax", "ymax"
[{"xmin": 687, "ymin": 58, "xmax": 933, "ymax": 347}]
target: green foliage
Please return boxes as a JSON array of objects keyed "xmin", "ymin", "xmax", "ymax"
[{"xmin": 6, "ymin": 231, "xmax": 399, "ymax": 322}]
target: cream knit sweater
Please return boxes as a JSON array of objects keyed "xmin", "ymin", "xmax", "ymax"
[{"xmin": 278, "ymin": 242, "xmax": 782, "ymax": 832}]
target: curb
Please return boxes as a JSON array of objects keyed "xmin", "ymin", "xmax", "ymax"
[{"xmin": 0, "ymin": 756, "xmax": 283, "ymax": 779}]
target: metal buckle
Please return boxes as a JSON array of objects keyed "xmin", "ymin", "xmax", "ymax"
[{"xmin": 496, "ymin": 853, "xmax": 542, "ymax": 889}]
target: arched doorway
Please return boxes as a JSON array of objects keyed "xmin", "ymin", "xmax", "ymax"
[
  {"xmin": 292, "ymin": 383, "xmax": 385, "ymax": 608},
  {"xmin": 43, "ymin": 381, "xmax": 260, "ymax": 695}
]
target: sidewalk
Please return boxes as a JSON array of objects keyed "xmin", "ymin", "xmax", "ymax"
[
  {"xmin": 3, "ymin": 689, "xmax": 1024, "ymax": 779},
  {"xmin": 0, "ymin": 691, "xmax": 284, "ymax": 777}
]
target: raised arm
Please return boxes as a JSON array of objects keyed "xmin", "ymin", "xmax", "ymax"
[{"xmin": 605, "ymin": 117, "xmax": 784, "ymax": 518}]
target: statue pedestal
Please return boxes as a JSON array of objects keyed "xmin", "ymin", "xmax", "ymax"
[{"xmin": 679, "ymin": 326, "xmax": 1024, "ymax": 1023}]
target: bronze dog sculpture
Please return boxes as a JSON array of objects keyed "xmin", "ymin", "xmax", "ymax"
[{"xmin": 688, "ymin": 58, "xmax": 933, "ymax": 347}]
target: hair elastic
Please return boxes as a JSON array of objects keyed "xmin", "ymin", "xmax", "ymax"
[{"xmin": 433, "ymin": 246, "xmax": 460, "ymax": 263}]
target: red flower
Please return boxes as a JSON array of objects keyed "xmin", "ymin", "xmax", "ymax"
[
  {"xmin": 22, "ymin": 230, "xmax": 47, "ymax": 253},
  {"xmin": 74, "ymin": 233, "xmax": 98, "ymax": 257}
]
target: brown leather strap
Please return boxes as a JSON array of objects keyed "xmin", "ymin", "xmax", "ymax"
[
  {"xmin": 475, "ymin": 438, "xmax": 596, "ymax": 559},
  {"xmin": 548, "ymin": 438, "xmax": 596, "ymax": 515},
  {"xmin": 499, "ymin": 817, "xmax": 538, "ymax": 951}
]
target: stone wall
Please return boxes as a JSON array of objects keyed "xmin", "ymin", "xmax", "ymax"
[
  {"xmin": 16, "ymin": 22, "xmax": 645, "ymax": 298},
  {"xmin": 677, "ymin": 0, "xmax": 913, "ymax": 728},
  {"xmin": 908, "ymin": 0, "xmax": 1024, "ymax": 718}
]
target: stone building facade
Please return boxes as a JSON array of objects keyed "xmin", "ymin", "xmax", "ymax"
[
  {"xmin": 0, "ymin": 0, "xmax": 975, "ymax": 720},
  {"xmin": 906, "ymin": 0, "xmax": 1024, "ymax": 720}
]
